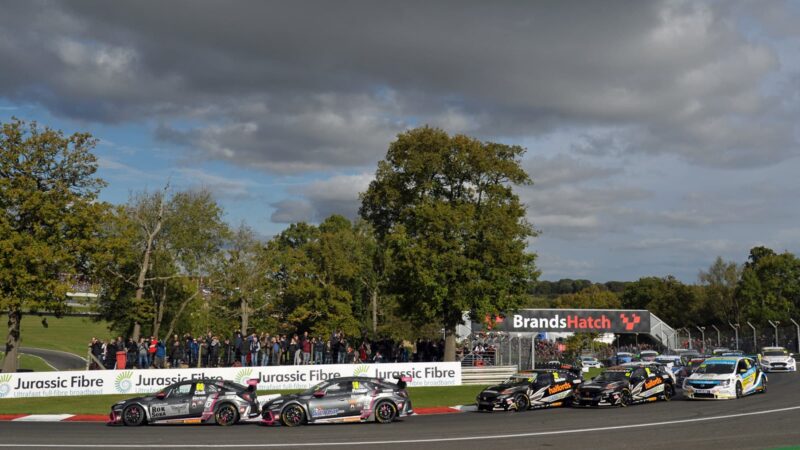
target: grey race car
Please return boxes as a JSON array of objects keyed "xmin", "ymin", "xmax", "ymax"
[
  {"xmin": 109, "ymin": 378, "xmax": 260, "ymax": 426},
  {"xmin": 260, "ymin": 376, "xmax": 413, "ymax": 426}
]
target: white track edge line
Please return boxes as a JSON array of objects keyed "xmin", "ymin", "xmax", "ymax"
[{"xmin": 1, "ymin": 404, "xmax": 799, "ymax": 447}]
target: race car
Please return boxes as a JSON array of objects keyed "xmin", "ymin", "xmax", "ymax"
[
  {"xmin": 109, "ymin": 378, "xmax": 260, "ymax": 426},
  {"xmin": 574, "ymin": 364, "xmax": 675, "ymax": 407},
  {"xmin": 260, "ymin": 376, "xmax": 412, "ymax": 426},
  {"xmin": 683, "ymin": 356, "xmax": 767, "ymax": 399},
  {"xmin": 579, "ymin": 356, "xmax": 603, "ymax": 370},
  {"xmin": 620, "ymin": 361, "xmax": 678, "ymax": 386},
  {"xmin": 639, "ymin": 350, "xmax": 659, "ymax": 361},
  {"xmin": 760, "ymin": 347, "xmax": 797, "ymax": 372},
  {"xmin": 476, "ymin": 366, "xmax": 582, "ymax": 411}
]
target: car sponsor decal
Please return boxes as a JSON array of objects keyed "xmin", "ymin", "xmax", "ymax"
[
  {"xmin": 547, "ymin": 382, "xmax": 573, "ymax": 396},
  {"xmin": 312, "ymin": 407, "xmax": 343, "ymax": 418},
  {"xmin": 151, "ymin": 405, "xmax": 167, "ymax": 418},
  {"xmin": 644, "ymin": 378, "xmax": 662, "ymax": 390}
]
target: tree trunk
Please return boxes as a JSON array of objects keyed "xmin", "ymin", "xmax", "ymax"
[
  {"xmin": 132, "ymin": 184, "xmax": 167, "ymax": 341},
  {"xmin": 371, "ymin": 289, "xmax": 378, "ymax": 337},
  {"xmin": 2, "ymin": 309, "xmax": 22, "ymax": 373},
  {"xmin": 444, "ymin": 327, "xmax": 456, "ymax": 362},
  {"xmin": 153, "ymin": 287, "xmax": 166, "ymax": 339},
  {"xmin": 163, "ymin": 289, "xmax": 199, "ymax": 341},
  {"xmin": 241, "ymin": 297, "xmax": 249, "ymax": 336}
]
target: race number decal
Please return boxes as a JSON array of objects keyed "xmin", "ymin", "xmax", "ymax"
[{"xmin": 151, "ymin": 405, "xmax": 167, "ymax": 418}]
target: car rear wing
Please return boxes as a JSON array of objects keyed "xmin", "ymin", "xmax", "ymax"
[
  {"xmin": 246, "ymin": 378, "xmax": 259, "ymax": 392},
  {"xmin": 395, "ymin": 375, "xmax": 412, "ymax": 389}
]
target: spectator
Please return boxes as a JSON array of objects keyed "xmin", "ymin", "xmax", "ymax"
[
  {"xmin": 154, "ymin": 339, "xmax": 166, "ymax": 368},
  {"xmin": 170, "ymin": 335, "xmax": 182, "ymax": 368},
  {"xmin": 248, "ymin": 332, "xmax": 260, "ymax": 367},
  {"xmin": 137, "ymin": 337, "xmax": 149, "ymax": 369},
  {"xmin": 302, "ymin": 335, "xmax": 312, "ymax": 365}
]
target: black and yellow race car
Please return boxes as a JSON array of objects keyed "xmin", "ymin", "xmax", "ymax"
[
  {"xmin": 476, "ymin": 366, "xmax": 582, "ymax": 411},
  {"xmin": 574, "ymin": 364, "xmax": 675, "ymax": 407}
]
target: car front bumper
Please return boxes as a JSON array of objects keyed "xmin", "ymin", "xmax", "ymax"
[{"xmin": 683, "ymin": 384, "xmax": 736, "ymax": 399}]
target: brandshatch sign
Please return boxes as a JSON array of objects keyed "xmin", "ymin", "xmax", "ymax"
[{"xmin": 485, "ymin": 309, "xmax": 651, "ymax": 334}]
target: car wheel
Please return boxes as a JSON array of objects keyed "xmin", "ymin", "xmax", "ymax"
[
  {"xmin": 663, "ymin": 384, "xmax": 674, "ymax": 402},
  {"xmin": 513, "ymin": 394, "xmax": 530, "ymax": 411},
  {"xmin": 214, "ymin": 403, "xmax": 239, "ymax": 426},
  {"xmin": 122, "ymin": 404, "xmax": 145, "ymax": 426},
  {"xmin": 280, "ymin": 404, "xmax": 306, "ymax": 427},
  {"xmin": 619, "ymin": 389, "xmax": 631, "ymax": 407},
  {"xmin": 375, "ymin": 400, "xmax": 397, "ymax": 423},
  {"xmin": 735, "ymin": 381, "xmax": 743, "ymax": 398},
  {"xmin": 759, "ymin": 376, "xmax": 767, "ymax": 393}
]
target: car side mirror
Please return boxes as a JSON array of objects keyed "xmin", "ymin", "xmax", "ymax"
[
  {"xmin": 313, "ymin": 390, "xmax": 325, "ymax": 398},
  {"xmin": 156, "ymin": 392, "xmax": 166, "ymax": 399}
]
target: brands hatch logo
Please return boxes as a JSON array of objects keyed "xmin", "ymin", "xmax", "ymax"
[
  {"xmin": 0, "ymin": 374, "xmax": 11, "ymax": 398},
  {"xmin": 114, "ymin": 371, "xmax": 133, "ymax": 393},
  {"xmin": 353, "ymin": 365, "xmax": 369, "ymax": 377},
  {"xmin": 235, "ymin": 368, "xmax": 254, "ymax": 385},
  {"xmin": 620, "ymin": 313, "xmax": 641, "ymax": 331}
]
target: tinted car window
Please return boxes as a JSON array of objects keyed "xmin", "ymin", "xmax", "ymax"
[
  {"xmin": 326, "ymin": 381, "xmax": 353, "ymax": 394},
  {"xmin": 169, "ymin": 383, "xmax": 192, "ymax": 398}
]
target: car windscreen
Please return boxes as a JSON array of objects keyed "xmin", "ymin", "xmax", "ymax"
[
  {"xmin": 594, "ymin": 371, "xmax": 628, "ymax": 382},
  {"xmin": 301, "ymin": 382, "xmax": 330, "ymax": 395},
  {"xmin": 693, "ymin": 363, "xmax": 734, "ymax": 374},
  {"xmin": 505, "ymin": 374, "xmax": 536, "ymax": 385},
  {"xmin": 764, "ymin": 350, "xmax": 788, "ymax": 356}
]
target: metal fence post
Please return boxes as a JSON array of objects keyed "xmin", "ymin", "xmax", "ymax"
[
  {"xmin": 711, "ymin": 325, "xmax": 721, "ymax": 347},
  {"xmin": 696, "ymin": 326, "xmax": 706, "ymax": 353},
  {"xmin": 530, "ymin": 334, "xmax": 536, "ymax": 370},
  {"xmin": 746, "ymin": 321, "xmax": 757, "ymax": 353},
  {"xmin": 767, "ymin": 320, "xmax": 780, "ymax": 347},
  {"xmin": 790, "ymin": 319, "xmax": 800, "ymax": 354},
  {"xmin": 728, "ymin": 322, "xmax": 739, "ymax": 350}
]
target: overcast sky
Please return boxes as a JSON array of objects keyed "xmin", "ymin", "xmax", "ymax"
[{"xmin": 2, "ymin": 1, "xmax": 799, "ymax": 282}]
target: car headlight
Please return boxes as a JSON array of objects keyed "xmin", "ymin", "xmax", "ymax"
[{"xmin": 720, "ymin": 380, "xmax": 731, "ymax": 387}]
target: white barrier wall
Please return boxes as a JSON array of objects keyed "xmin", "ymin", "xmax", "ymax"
[{"xmin": 0, "ymin": 362, "xmax": 461, "ymax": 399}]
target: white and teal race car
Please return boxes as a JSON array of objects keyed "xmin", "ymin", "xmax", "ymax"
[{"xmin": 682, "ymin": 356, "xmax": 767, "ymax": 400}]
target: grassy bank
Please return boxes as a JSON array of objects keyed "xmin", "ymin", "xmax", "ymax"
[
  {"xmin": 20, "ymin": 315, "xmax": 111, "ymax": 357},
  {"xmin": 0, "ymin": 385, "xmax": 489, "ymax": 415},
  {"xmin": 0, "ymin": 352, "xmax": 55, "ymax": 372}
]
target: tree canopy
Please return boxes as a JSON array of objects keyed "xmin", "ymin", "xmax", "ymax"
[
  {"xmin": 360, "ymin": 126, "xmax": 539, "ymax": 360},
  {"xmin": 0, "ymin": 119, "xmax": 107, "ymax": 372}
]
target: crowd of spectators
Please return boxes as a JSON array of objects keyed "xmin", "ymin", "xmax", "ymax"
[{"xmin": 88, "ymin": 330, "xmax": 445, "ymax": 370}]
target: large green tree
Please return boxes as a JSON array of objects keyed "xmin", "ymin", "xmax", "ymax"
[
  {"xmin": 97, "ymin": 188, "xmax": 228, "ymax": 339},
  {"xmin": 698, "ymin": 256, "xmax": 741, "ymax": 325},
  {"xmin": 735, "ymin": 247, "xmax": 800, "ymax": 324},
  {"xmin": 1, "ymin": 119, "xmax": 106, "ymax": 372},
  {"xmin": 360, "ymin": 126, "xmax": 539, "ymax": 361},
  {"xmin": 621, "ymin": 276, "xmax": 699, "ymax": 328},
  {"xmin": 265, "ymin": 216, "xmax": 367, "ymax": 337}
]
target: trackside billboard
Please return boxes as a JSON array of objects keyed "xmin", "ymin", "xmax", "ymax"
[
  {"xmin": 0, "ymin": 362, "xmax": 460, "ymax": 399},
  {"xmin": 484, "ymin": 309, "xmax": 651, "ymax": 334}
]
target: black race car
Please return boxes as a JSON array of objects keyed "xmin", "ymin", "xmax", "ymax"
[
  {"xmin": 109, "ymin": 378, "xmax": 260, "ymax": 426},
  {"xmin": 260, "ymin": 376, "xmax": 412, "ymax": 426},
  {"xmin": 574, "ymin": 364, "xmax": 675, "ymax": 407},
  {"xmin": 476, "ymin": 366, "xmax": 582, "ymax": 411}
]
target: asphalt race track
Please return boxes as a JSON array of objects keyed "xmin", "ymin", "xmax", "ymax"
[
  {"xmin": 20, "ymin": 347, "xmax": 87, "ymax": 371},
  {"xmin": 1, "ymin": 372, "xmax": 799, "ymax": 450}
]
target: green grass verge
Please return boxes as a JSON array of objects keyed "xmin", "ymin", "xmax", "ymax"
[
  {"xmin": 19, "ymin": 315, "xmax": 111, "ymax": 357},
  {"xmin": 584, "ymin": 367, "xmax": 604, "ymax": 380},
  {"xmin": 0, "ymin": 385, "xmax": 490, "ymax": 415},
  {"xmin": 0, "ymin": 352, "xmax": 55, "ymax": 372}
]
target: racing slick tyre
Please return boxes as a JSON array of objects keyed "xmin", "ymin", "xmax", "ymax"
[
  {"xmin": 280, "ymin": 404, "xmax": 306, "ymax": 427},
  {"xmin": 122, "ymin": 404, "xmax": 146, "ymax": 426},
  {"xmin": 513, "ymin": 394, "xmax": 530, "ymax": 411},
  {"xmin": 214, "ymin": 403, "xmax": 239, "ymax": 426},
  {"xmin": 759, "ymin": 377, "xmax": 767, "ymax": 394},
  {"xmin": 663, "ymin": 384, "xmax": 674, "ymax": 402},
  {"xmin": 735, "ymin": 381, "xmax": 743, "ymax": 399},
  {"xmin": 375, "ymin": 400, "xmax": 398, "ymax": 424},
  {"xmin": 619, "ymin": 389, "xmax": 632, "ymax": 407}
]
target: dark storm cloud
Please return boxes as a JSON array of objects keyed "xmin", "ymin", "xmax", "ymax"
[{"xmin": 1, "ymin": 0, "xmax": 797, "ymax": 171}]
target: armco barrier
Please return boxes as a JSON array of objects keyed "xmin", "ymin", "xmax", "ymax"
[
  {"xmin": 461, "ymin": 365, "xmax": 517, "ymax": 385},
  {"xmin": 0, "ymin": 362, "xmax": 461, "ymax": 399}
]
